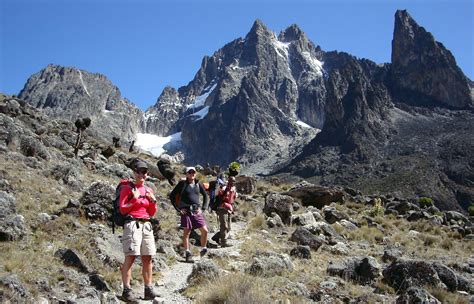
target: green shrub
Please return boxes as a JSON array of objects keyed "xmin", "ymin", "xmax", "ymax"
[
  {"xmin": 229, "ymin": 161, "xmax": 241, "ymax": 171},
  {"xmin": 419, "ymin": 197, "xmax": 434, "ymax": 208},
  {"xmin": 468, "ymin": 205, "xmax": 474, "ymax": 216},
  {"xmin": 367, "ymin": 198, "xmax": 384, "ymax": 217}
]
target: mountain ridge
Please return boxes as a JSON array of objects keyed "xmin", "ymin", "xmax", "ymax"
[{"xmin": 15, "ymin": 10, "xmax": 473, "ymax": 212}]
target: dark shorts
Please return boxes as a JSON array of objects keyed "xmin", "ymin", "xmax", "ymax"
[{"xmin": 180, "ymin": 210, "xmax": 207, "ymax": 230}]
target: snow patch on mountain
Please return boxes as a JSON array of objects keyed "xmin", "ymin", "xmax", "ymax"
[
  {"xmin": 273, "ymin": 39, "xmax": 290, "ymax": 60},
  {"xmin": 190, "ymin": 106, "xmax": 209, "ymax": 121},
  {"xmin": 296, "ymin": 120, "xmax": 313, "ymax": 128},
  {"xmin": 135, "ymin": 132, "xmax": 182, "ymax": 156},
  {"xmin": 301, "ymin": 51, "xmax": 324, "ymax": 76},
  {"xmin": 77, "ymin": 69, "xmax": 91, "ymax": 97},
  {"xmin": 187, "ymin": 83, "xmax": 217, "ymax": 110}
]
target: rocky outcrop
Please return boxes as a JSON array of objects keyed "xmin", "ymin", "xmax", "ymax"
[
  {"xmin": 0, "ymin": 192, "xmax": 27, "ymax": 241},
  {"xmin": 391, "ymin": 10, "xmax": 472, "ymax": 109},
  {"xmin": 279, "ymin": 11, "xmax": 473, "ymax": 213},
  {"xmin": 144, "ymin": 86, "xmax": 181, "ymax": 136},
  {"xmin": 18, "ymin": 64, "xmax": 144, "ymax": 142}
]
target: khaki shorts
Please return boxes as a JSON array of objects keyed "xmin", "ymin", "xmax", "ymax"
[{"xmin": 122, "ymin": 221, "xmax": 156, "ymax": 256}]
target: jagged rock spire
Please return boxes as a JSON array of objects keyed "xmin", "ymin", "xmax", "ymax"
[{"xmin": 391, "ymin": 10, "xmax": 472, "ymax": 109}]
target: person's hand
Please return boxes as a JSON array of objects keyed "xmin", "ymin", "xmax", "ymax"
[
  {"xmin": 131, "ymin": 187, "xmax": 140, "ymax": 199},
  {"xmin": 179, "ymin": 209, "xmax": 187, "ymax": 215},
  {"xmin": 146, "ymin": 192, "xmax": 157, "ymax": 204}
]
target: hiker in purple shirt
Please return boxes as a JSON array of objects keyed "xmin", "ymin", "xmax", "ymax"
[{"xmin": 169, "ymin": 166, "xmax": 209, "ymax": 262}]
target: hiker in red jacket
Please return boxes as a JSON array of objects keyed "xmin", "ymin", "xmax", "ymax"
[
  {"xmin": 119, "ymin": 161, "xmax": 159, "ymax": 301},
  {"xmin": 211, "ymin": 176, "xmax": 237, "ymax": 247}
]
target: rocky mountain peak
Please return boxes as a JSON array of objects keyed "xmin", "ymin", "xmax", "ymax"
[
  {"xmin": 247, "ymin": 19, "xmax": 273, "ymax": 39},
  {"xmin": 18, "ymin": 64, "xmax": 143, "ymax": 142},
  {"xmin": 391, "ymin": 10, "xmax": 472, "ymax": 109},
  {"xmin": 278, "ymin": 24, "xmax": 305, "ymax": 43},
  {"xmin": 242, "ymin": 19, "xmax": 275, "ymax": 54},
  {"xmin": 160, "ymin": 86, "xmax": 178, "ymax": 99}
]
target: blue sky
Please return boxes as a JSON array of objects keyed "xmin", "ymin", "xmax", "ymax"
[{"xmin": 1, "ymin": 0, "xmax": 472, "ymax": 111}]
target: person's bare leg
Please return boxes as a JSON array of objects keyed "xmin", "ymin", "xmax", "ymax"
[
  {"xmin": 121, "ymin": 255, "xmax": 136, "ymax": 288},
  {"xmin": 141, "ymin": 255, "xmax": 153, "ymax": 286},
  {"xmin": 199, "ymin": 226, "xmax": 208, "ymax": 247},
  {"xmin": 183, "ymin": 228, "xmax": 191, "ymax": 251}
]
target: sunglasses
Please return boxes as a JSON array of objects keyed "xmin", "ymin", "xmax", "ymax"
[{"xmin": 136, "ymin": 169, "xmax": 148, "ymax": 175}]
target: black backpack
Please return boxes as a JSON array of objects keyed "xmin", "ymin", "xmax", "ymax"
[
  {"xmin": 112, "ymin": 179, "xmax": 134, "ymax": 234},
  {"xmin": 209, "ymin": 178, "xmax": 226, "ymax": 211}
]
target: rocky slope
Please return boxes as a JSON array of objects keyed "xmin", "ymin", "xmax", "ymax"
[{"xmin": 0, "ymin": 94, "xmax": 472, "ymax": 303}]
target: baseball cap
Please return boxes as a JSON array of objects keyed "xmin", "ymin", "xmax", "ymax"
[
  {"xmin": 186, "ymin": 166, "xmax": 196, "ymax": 173},
  {"xmin": 135, "ymin": 160, "xmax": 148, "ymax": 170}
]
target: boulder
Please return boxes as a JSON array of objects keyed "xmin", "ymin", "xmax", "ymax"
[
  {"xmin": 263, "ymin": 193, "xmax": 294, "ymax": 225},
  {"xmin": 79, "ymin": 182, "xmax": 114, "ymax": 221},
  {"xmin": 283, "ymin": 182, "xmax": 345, "ymax": 208},
  {"xmin": 54, "ymin": 248, "xmax": 91, "ymax": 273},
  {"xmin": 382, "ymin": 246, "xmax": 404, "ymax": 263},
  {"xmin": 289, "ymin": 227, "xmax": 323, "ymax": 250},
  {"xmin": 396, "ymin": 287, "xmax": 440, "ymax": 304},
  {"xmin": 322, "ymin": 206, "xmax": 349, "ymax": 224},
  {"xmin": 383, "ymin": 260, "xmax": 442, "ymax": 292},
  {"xmin": 0, "ymin": 274, "xmax": 29, "ymax": 299},
  {"xmin": 188, "ymin": 260, "xmax": 220, "ymax": 284},
  {"xmin": 290, "ymin": 245, "xmax": 312, "ymax": 259},
  {"xmin": 235, "ymin": 175, "xmax": 257, "ymax": 195},
  {"xmin": 327, "ymin": 256, "xmax": 380, "ymax": 285},
  {"xmin": 291, "ymin": 211, "xmax": 316, "ymax": 226},
  {"xmin": 246, "ymin": 251, "xmax": 294, "ymax": 277},
  {"xmin": 0, "ymin": 191, "xmax": 27, "ymax": 241}
]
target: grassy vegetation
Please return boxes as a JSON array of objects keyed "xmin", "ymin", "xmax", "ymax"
[
  {"xmin": 194, "ymin": 273, "xmax": 272, "ymax": 304},
  {"xmin": 427, "ymin": 286, "xmax": 470, "ymax": 304},
  {"xmin": 1, "ymin": 142, "xmax": 472, "ymax": 304}
]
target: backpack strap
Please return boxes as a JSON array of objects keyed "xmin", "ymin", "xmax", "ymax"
[{"xmin": 171, "ymin": 180, "xmax": 187, "ymax": 211}]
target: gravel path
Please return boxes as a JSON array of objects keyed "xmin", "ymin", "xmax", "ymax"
[{"xmin": 129, "ymin": 220, "xmax": 247, "ymax": 303}]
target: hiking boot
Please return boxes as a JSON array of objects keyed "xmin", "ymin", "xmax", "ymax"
[
  {"xmin": 121, "ymin": 287, "xmax": 138, "ymax": 303},
  {"xmin": 144, "ymin": 286, "xmax": 159, "ymax": 300},
  {"xmin": 185, "ymin": 251, "xmax": 193, "ymax": 262},
  {"xmin": 200, "ymin": 247, "xmax": 208, "ymax": 257},
  {"xmin": 211, "ymin": 233, "xmax": 220, "ymax": 243}
]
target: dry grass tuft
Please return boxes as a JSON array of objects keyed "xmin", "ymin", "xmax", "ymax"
[
  {"xmin": 347, "ymin": 225, "xmax": 384, "ymax": 244},
  {"xmin": 421, "ymin": 234, "xmax": 440, "ymax": 247},
  {"xmin": 427, "ymin": 286, "xmax": 470, "ymax": 304},
  {"xmin": 195, "ymin": 273, "xmax": 272, "ymax": 304},
  {"xmin": 246, "ymin": 214, "xmax": 267, "ymax": 231}
]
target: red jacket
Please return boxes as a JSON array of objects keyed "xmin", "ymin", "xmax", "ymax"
[
  {"xmin": 119, "ymin": 183, "xmax": 156, "ymax": 219},
  {"xmin": 218, "ymin": 185, "xmax": 237, "ymax": 212}
]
